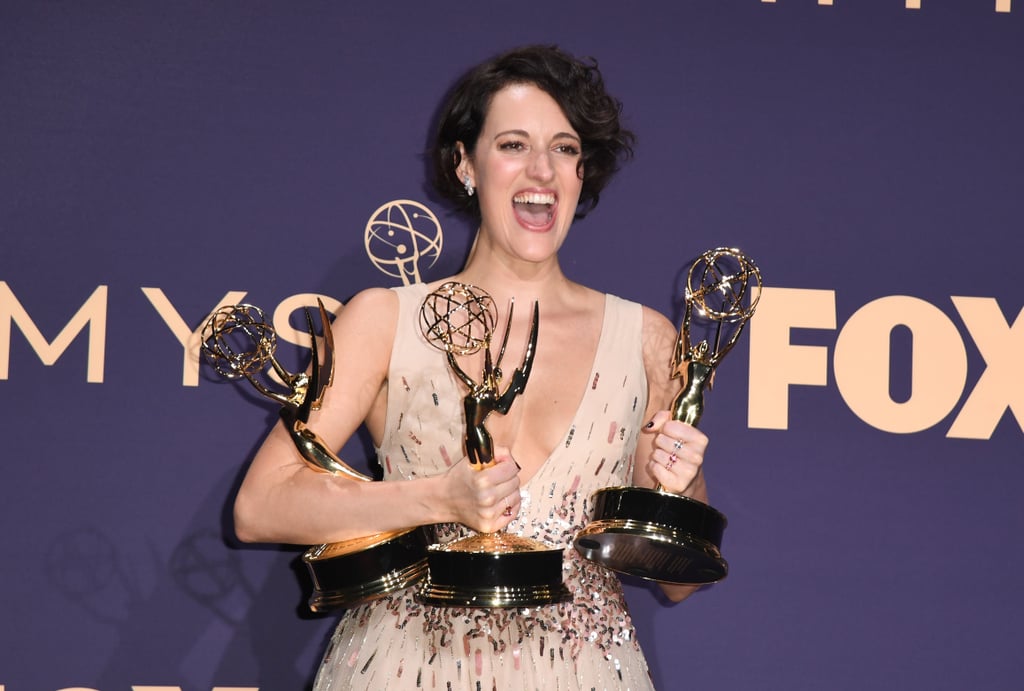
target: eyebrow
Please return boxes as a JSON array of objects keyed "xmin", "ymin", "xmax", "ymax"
[{"xmin": 493, "ymin": 129, "xmax": 581, "ymax": 143}]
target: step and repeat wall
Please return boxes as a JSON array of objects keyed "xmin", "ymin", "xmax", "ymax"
[{"xmin": 2, "ymin": 2, "xmax": 1021, "ymax": 689}]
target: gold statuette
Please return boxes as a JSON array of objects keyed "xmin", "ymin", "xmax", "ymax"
[
  {"xmin": 415, "ymin": 282, "xmax": 570, "ymax": 608},
  {"xmin": 574, "ymin": 248, "xmax": 762, "ymax": 584},
  {"xmin": 201, "ymin": 300, "xmax": 429, "ymax": 611}
]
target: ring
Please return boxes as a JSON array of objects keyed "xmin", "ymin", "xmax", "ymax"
[
  {"xmin": 503, "ymin": 499, "xmax": 513, "ymax": 517},
  {"xmin": 667, "ymin": 453, "xmax": 677, "ymax": 469},
  {"xmin": 672, "ymin": 439, "xmax": 684, "ymax": 451}
]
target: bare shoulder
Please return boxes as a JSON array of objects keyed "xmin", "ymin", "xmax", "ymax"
[
  {"xmin": 337, "ymin": 286, "xmax": 398, "ymax": 322},
  {"xmin": 307, "ymin": 287, "xmax": 398, "ymax": 436},
  {"xmin": 640, "ymin": 304, "xmax": 677, "ymax": 364},
  {"xmin": 325, "ymin": 287, "xmax": 399, "ymax": 387},
  {"xmin": 640, "ymin": 304, "xmax": 678, "ymax": 409},
  {"xmin": 331, "ymin": 287, "xmax": 399, "ymax": 342}
]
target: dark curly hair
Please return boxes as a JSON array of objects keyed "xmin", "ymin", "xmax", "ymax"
[{"xmin": 431, "ymin": 45, "xmax": 635, "ymax": 219}]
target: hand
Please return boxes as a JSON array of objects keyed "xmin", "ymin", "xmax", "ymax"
[
  {"xmin": 643, "ymin": 411, "xmax": 708, "ymax": 495},
  {"xmin": 441, "ymin": 446, "xmax": 522, "ymax": 533}
]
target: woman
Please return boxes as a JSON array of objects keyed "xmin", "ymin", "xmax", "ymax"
[{"xmin": 234, "ymin": 45, "xmax": 711, "ymax": 690}]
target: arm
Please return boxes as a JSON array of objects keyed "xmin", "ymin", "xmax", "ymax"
[
  {"xmin": 632, "ymin": 306, "xmax": 710, "ymax": 603},
  {"xmin": 232, "ymin": 287, "xmax": 521, "ymax": 546}
]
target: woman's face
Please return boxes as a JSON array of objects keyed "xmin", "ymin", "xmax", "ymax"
[{"xmin": 459, "ymin": 83, "xmax": 584, "ymax": 266}]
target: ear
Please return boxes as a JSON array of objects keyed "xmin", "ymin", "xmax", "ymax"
[{"xmin": 455, "ymin": 141, "xmax": 475, "ymax": 186}]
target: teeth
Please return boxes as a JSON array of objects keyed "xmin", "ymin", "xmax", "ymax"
[{"xmin": 513, "ymin": 192, "xmax": 555, "ymax": 205}]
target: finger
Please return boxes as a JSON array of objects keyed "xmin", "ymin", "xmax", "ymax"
[
  {"xmin": 482, "ymin": 492, "xmax": 519, "ymax": 530},
  {"xmin": 656, "ymin": 431, "xmax": 708, "ymax": 467},
  {"xmin": 650, "ymin": 445, "xmax": 701, "ymax": 489},
  {"xmin": 661, "ymin": 420, "xmax": 708, "ymax": 448},
  {"xmin": 647, "ymin": 454, "xmax": 674, "ymax": 489},
  {"xmin": 487, "ymin": 447, "xmax": 522, "ymax": 479},
  {"xmin": 643, "ymin": 410, "xmax": 672, "ymax": 435},
  {"xmin": 653, "ymin": 447, "xmax": 682, "ymax": 471},
  {"xmin": 657, "ymin": 433, "xmax": 686, "ymax": 455},
  {"xmin": 501, "ymin": 492, "xmax": 519, "ymax": 518}
]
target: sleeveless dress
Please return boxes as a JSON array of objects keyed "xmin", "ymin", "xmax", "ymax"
[{"xmin": 313, "ymin": 282, "xmax": 655, "ymax": 691}]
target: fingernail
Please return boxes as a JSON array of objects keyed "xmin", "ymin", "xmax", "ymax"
[
  {"xmin": 644, "ymin": 420, "xmax": 654, "ymax": 429},
  {"xmin": 515, "ymin": 461, "xmax": 522, "ymax": 471}
]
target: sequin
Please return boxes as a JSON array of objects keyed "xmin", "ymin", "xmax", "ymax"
[{"xmin": 313, "ymin": 285, "xmax": 654, "ymax": 691}]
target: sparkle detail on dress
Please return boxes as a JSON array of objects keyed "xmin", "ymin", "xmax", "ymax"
[{"xmin": 314, "ymin": 285, "xmax": 653, "ymax": 691}]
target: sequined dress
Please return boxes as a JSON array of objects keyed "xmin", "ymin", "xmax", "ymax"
[{"xmin": 314, "ymin": 282, "xmax": 655, "ymax": 691}]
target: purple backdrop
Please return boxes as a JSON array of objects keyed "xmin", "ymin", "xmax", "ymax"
[{"xmin": 2, "ymin": 1, "xmax": 1021, "ymax": 689}]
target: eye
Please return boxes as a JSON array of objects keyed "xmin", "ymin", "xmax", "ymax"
[
  {"xmin": 554, "ymin": 143, "xmax": 581, "ymax": 156},
  {"xmin": 498, "ymin": 140, "xmax": 526, "ymax": 151}
]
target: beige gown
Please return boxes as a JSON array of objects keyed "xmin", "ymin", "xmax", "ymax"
[{"xmin": 314, "ymin": 282, "xmax": 655, "ymax": 691}]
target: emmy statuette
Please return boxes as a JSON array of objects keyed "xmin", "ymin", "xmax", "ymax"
[
  {"xmin": 574, "ymin": 248, "xmax": 762, "ymax": 584},
  {"xmin": 201, "ymin": 301, "xmax": 429, "ymax": 611},
  {"xmin": 415, "ymin": 281, "xmax": 571, "ymax": 608}
]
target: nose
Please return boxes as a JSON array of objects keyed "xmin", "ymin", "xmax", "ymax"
[{"xmin": 527, "ymin": 149, "xmax": 555, "ymax": 182}]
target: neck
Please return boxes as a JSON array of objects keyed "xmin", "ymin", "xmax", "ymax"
[{"xmin": 455, "ymin": 231, "xmax": 571, "ymax": 306}]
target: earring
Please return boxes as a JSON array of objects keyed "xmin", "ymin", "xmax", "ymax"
[{"xmin": 463, "ymin": 175, "xmax": 475, "ymax": 197}]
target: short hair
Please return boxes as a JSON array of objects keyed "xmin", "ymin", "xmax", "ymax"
[{"xmin": 431, "ymin": 45, "xmax": 635, "ymax": 219}]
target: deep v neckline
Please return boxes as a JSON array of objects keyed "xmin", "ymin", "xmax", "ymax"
[{"xmin": 517, "ymin": 293, "xmax": 612, "ymax": 488}]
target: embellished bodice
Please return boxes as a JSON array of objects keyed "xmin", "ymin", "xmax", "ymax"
[{"xmin": 378, "ymin": 282, "xmax": 646, "ymax": 539}]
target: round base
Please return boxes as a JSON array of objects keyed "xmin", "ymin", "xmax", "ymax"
[
  {"xmin": 574, "ymin": 519, "xmax": 727, "ymax": 584},
  {"xmin": 417, "ymin": 578, "xmax": 572, "ymax": 608},
  {"xmin": 416, "ymin": 534, "xmax": 572, "ymax": 608},
  {"xmin": 573, "ymin": 487, "xmax": 728, "ymax": 585},
  {"xmin": 303, "ymin": 526, "xmax": 430, "ymax": 612}
]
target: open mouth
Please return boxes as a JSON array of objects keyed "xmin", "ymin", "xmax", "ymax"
[{"xmin": 513, "ymin": 191, "xmax": 556, "ymax": 227}]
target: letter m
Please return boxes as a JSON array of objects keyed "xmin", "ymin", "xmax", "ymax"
[{"xmin": 0, "ymin": 281, "xmax": 108, "ymax": 382}]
